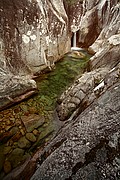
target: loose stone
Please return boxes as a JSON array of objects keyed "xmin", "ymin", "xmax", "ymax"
[
  {"xmin": 18, "ymin": 136, "xmax": 31, "ymax": 149},
  {"xmin": 7, "ymin": 148, "xmax": 25, "ymax": 168},
  {"xmin": 3, "ymin": 146, "xmax": 12, "ymax": 155},
  {"xmin": 21, "ymin": 114, "xmax": 45, "ymax": 133},
  {"xmin": 10, "ymin": 127, "xmax": 19, "ymax": 136},
  {"xmin": 26, "ymin": 133, "xmax": 37, "ymax": 142},
  {"xmin": 20, "ymin": 129, "xmax": 25, "ymax": 136},
  {"xmin": 32, "ymin": 129, "xmax": 39, "ymax": 136},
  {"xmin": 5, "ymin": 126, "xmax": 11, "ymax": 131}
]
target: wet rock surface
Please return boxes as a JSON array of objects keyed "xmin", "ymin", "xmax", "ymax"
[{"xmin": 31, "ymin": 80, "xmax": 120, "ymax": 180}]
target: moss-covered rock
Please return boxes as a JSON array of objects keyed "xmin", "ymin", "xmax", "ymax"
[
  {"xmin": 7, "ymin": 148, "xmax": 24, "ymax": 168},
  {"xmin": 26, "ymin": 133, "xmax": 37, "ymax": 143},
  {"xmin": 18, "ymin": 136, "xmax": 31, "ymax": 149}
]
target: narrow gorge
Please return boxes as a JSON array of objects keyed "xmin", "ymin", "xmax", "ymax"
[{"xmin": 0, "ymin": 0, "xmax": 120, "ymax": 180}]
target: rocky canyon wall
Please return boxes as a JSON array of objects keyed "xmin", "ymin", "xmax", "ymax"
[
  {"xmin": 72, "ymin": 0, "xmax": 120, "ymax": 69},
  {"xmin": 0, "ymin": 1, "xmax": 120, "ymax": 179},
  {"xmin": 0, "ymin": 0, "xmax": 70, "ymax": 74},
  {"xmin": 0, "ymin": 0, "xmax": 120, "ymax": 110},
  {"xmin": 0, "ymin": 0, "xmax": 70, "ymax": 110},
  {"xmin": 31, "ymin": 1, "xmax": 120, "ymax": 179}
]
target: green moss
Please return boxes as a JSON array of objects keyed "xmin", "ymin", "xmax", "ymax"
[
  {"xmin": 9, "ymin": 50, "xmax": 90, "ymax": 133},
  {"xmin": 32, "ymin": 51, "xmax": 90, "ymax": 117}
]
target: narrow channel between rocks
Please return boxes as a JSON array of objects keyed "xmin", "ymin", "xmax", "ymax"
[{"xmin": 0, "ymin": 50, "xmax": 90, "ymax": 179}]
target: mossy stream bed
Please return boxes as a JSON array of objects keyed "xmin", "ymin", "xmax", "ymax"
[
  {"xmin": 34, "ymin": 50, "xmax": 90, "ymax": 115},
  {"xmin": 0, "ymin": 50, "xmax": 91, "ymax": 177}
]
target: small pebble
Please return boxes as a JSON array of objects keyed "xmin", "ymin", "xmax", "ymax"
[
  {"xmin": 33, "ymin": 129, "xmax": 39, "ymax": 136},
  {"xmin": 26, "ymin": 133, "xmax": 37, "ymax": 142}
]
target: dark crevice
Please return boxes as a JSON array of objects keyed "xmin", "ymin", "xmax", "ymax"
[
  {"xmin": 72, "ymin": 161, "xmax": 84, "ymax": 175},
  {"xmin": 106, "ymin": 145, "xmax": 118, "ymax": 164},
  {"xmin": 65, "ymin": 177, "xmax": 72, "ymax": 180},
  {"xmin": 38, "ymin": 138, "xmax": 67, "ymax": 166},
  {"xmin": 65, "ymin": 139, "xmax": 109, "ymax": 180}
]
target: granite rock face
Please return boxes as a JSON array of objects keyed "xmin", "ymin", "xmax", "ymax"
[
  {"xmin": 0, "ymin": 0, "xmax": 69, "ymax": 74},
  {"xmin": 31, "ymin": 80, "xmax": 120, "ymax": 180},
  {"xmin": 0, "ymin": 0, "xmax": 70, "ymax": 110},
  {"xmin": 77, "ymin": 0, "xmax": 118, "ymax": 47},
  {"xmin": 74, "ymin": 1, "xmax": 120, "ymax": 70},
  {"xmin": 89, "ymin": 3, "xmax": 120, "ymax": 69},
  {"xmin": 57, "ymin": 63, "xmax": 120, "ymax": 121},
  {"xmin": 0, "ymin": 0, "xmax": 120, "ymax": 110}
]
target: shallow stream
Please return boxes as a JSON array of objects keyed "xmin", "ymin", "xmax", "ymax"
[{"xmin": 0, "ymin": 50, "xmax": 91, "ymax": 177}]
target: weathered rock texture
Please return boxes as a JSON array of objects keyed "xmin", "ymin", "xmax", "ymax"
[
  {"xmin": 71, "ymin": 0, "xmax": 120, "ymax": 70},
  {"xmin": 77, "ymin": 0, "xmax": 118, "ymax": 47},
  {"xmin": 89, "ymin": 3, "xmax": 120, "ymax": 69},
  {"xmin": 31, "ymin": 80, "xmax": 120, "ymax": 180},
  {"xmin": 30, "ymin": 1, "xmax": 120, "ymax": 179},
  {"xmin": 0, "ymin": 0, "xmax": 120, "ymax": 110},
  {"xmin": 0, "ymin": 0, "xmax": 70, "ymax": 110},
  {"xmin": 0, "ymin": 0, "xmax": 120, "ymax": 179},
  {"xmin": 57, "ymin": 63, "xmax": 120, "ymax": 121},
  {"xmin": 0, "ymin": 0, "xmax": 69, "ymax": 73}
]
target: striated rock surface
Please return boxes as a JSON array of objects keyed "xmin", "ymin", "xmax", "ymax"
[
  {"xmin": 0, "ymin": 0, "xmax": 69, "ymax": 74},
  {"xmin": 77, "ymin": 0, "xmax": 118, "ymax": 47},
  {"xmin": 0, "ymin": 0, "xmax": 70, "ymax": 110},
  {"xmin": 89, "ymin": 3, "xmax": 120, "ymax": 69},
  {"xmin": 74, "ymin": 0, "xmax": 120, "ymax": 70},
  {"xmin": 0, "ymin": 75, "xmax": 37, "ymax": 111},
  {"xmin": 57, "ymin": 63, "xmax": 120, "ymax": 121},
  {"xmin": 57, "ymin": 67, "xmax": 109, "ymax": 121}
]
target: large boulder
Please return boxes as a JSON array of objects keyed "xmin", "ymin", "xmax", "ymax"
[
  {"xmin": 89, "ymin": 3, "xmax": 120, "ymax": 69},
  {"xmin": 57, "ymin": 62, "xmax": 120, "ymax": 121},
  {"xmin": 56, "ymin": 67, "xmax": 109, "ymax": 121},
  {"xmin": 0, "ymin": 74, "xmax": 37, "ymax": 110},
  {"xmin": 77, "ymin": 0, "xmax": 118, "ymax": 47}
]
